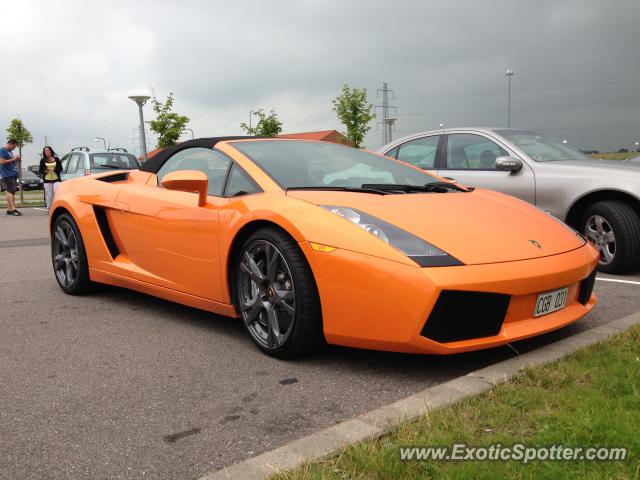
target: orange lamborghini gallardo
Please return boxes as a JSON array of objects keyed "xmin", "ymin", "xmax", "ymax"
[{"xmin": 49, "ymin": 138, "xmax": 599, "ymax": 358}]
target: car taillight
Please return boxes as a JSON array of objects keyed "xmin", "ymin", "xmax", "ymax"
[{"xmin": 84, "ymin": 169, "xmax": 91, "ymax": 176}]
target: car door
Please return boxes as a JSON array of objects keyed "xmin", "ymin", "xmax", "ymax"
[
  {"xmin": 436, "ymin": 133, "xmax": 535, "ymax": 204},
  {"xmin": 110, "ymin": 147, "xmax": 233, "ymax": 302},
  {"xmin": 384, "ymin": 135, "xmax": 441, "ymax": 173}
]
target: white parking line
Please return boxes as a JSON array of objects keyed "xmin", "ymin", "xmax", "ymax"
[
  {"xmin": 596, "ymin": 277, "xmax": 640, "ymax": 286},
  {"xmin": 33, "ymin": 208, "xmax": 48, "ymax": 212}
]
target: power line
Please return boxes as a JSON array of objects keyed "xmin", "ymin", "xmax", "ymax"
[
  {"xmin": 395, "ymin": 74, "xmax": 640, "ymax": 101},
  {"xmin": 394, "ymin": 122, "xmax": 640, "ymax": 136},
  {"xmin": 399, "ymin": 97, "xmax": 640, "ymax": 117},
  {"xmin": 284, "ymin": 111, "xmax": 334, "ymax": 126},
  {"xmin": 534, "ymin": 122, "xmax": 640, "ymax": 132}
]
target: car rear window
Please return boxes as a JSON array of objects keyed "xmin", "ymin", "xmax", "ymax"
[{"xmin": 90, "ymin": 153, "xmax": 140, "ymax": 170}]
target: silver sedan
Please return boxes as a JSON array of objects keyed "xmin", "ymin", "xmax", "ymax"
[{"xmin": 378, "ymin": 128, "xmax": 640, "ymax": 274}]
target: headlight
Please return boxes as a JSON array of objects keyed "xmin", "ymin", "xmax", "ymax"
[{"xmin": 322, "ymin": 206, "xmax": 462, "ymax": 267}]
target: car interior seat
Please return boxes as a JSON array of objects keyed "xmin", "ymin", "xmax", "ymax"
[
  {"xmin": 448, "ymin": 146, "xmax": 469, "ymax": 169},
  {"xmin": 479, "ymin": 150, "xmax": 497, "ymax": 169}
]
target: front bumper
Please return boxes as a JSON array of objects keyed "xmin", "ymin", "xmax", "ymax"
[{"xmin": 302, "ymin": 242, "xmax": 599, "ymax": 354}]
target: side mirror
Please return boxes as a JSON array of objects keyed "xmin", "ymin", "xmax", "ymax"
[
  {"xmin": 495, "ymin": 156, "xmax": 523, "ymax": 172},
  {"xmin": 161, "ymin": 170, "xmax": 208, "ymax": 206}
]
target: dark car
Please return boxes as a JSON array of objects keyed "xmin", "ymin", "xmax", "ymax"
[
  {"xmin": 20, "ymin": 170, "xmax": 44, "ymax": 190},
  {"xmin": 1, "ymin": 170, "xmax": 43, "ymax": 191}
]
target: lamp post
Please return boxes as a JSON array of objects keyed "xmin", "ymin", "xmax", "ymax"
[
  {"xmin": 506, "ymin": 69, "xmax": 514, "ymax": 128},
  {"xmin": 634, "ymin": 141, "xmax": 639, "ymax": 152},
  {"xmin": 94, "ymin": 137, "xmax": 107, "ymax": 150},
  {"xmin": 249, "ymin": 109, "xmax": 255, "ymax": 132},
  {"xmin": 128, "ymin": 95, "xmax": 151, "ymax": 161}
]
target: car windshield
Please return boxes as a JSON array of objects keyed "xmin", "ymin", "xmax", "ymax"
[
  {"xmin": 230, "ymin": 140, "xmax": 439, "ymax": 189},
  {"xmin": 90, "ymin": 153, "xmax": 140, "ymax": 170},
  {"xmin": 495, "ymin": 130, "xmax": 589, "ymax": 162}
]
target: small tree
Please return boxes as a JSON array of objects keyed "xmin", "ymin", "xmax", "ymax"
[
  {"xmin": 6, "ymin": 118, "xmax": 33, "ymax": 203},
  {"xmin": 149, "ymin": 92, "xmax": 190, "ymax": 149},
  {"xmin": 240, "ymin": 109, "xmax": 282, "ymax": 137},
  {"xmin": 332, "ymin": 84, "xmax": 375, "ymax": 148}
]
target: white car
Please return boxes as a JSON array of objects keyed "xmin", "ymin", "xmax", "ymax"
[
  {"xmin": 378, "ymin": 128, "xmax": 640, "ymax": 274},
  {"xmin": 60, "ymin": 147, "xmax": 140, "ymax": 180}
]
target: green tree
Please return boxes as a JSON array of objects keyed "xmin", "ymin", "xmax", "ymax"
[
  {"xmin": 332, "ymin": 84, "xmax": 375, "ymax": 148},
  {"xmin": 6, "ymin": 118, "xmax": 33, "ymax": 153},
  {"xmin": 6, "ymin": 118, "xmax": 33, "ymax": 203},
  {"xmin": 240, "ymin": 109, "xmax": 282, "ymax": 137},
  {"xmin": 149, "ymin": 92, "xmax": 190, "ymax": 148}
]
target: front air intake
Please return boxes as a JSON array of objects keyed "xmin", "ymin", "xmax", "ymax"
[
  {"xmin": 578, "ymin": 268, "xmax": 597, "ymax": 305},
  {"xmin": 421, "ymin": 291, "xmax": 510, "ymax": 343}
]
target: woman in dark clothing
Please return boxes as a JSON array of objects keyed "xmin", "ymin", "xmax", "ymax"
[{"xmin": 39, "ymin": 146, "xmax": 63, "ymax": 211}]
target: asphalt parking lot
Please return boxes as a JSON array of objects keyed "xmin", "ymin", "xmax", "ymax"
[{"xmin": 1, "ymin": 209, "xmax": 639, "ymax": 480}]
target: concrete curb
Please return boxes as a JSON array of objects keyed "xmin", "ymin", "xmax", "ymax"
[{"xmin": 200, "ymin": 312, "xmax": 640, "ymax": 480}]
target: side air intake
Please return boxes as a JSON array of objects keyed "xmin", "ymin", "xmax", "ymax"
[
  {"xmin": 96, "ymin": 172, "xmax": 129, "ymax": 183},
  {"xmin": 93, "ymin": 207, "xmax": 120, "ymax": 259}
]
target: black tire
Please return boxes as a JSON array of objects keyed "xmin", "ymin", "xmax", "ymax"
[
  {"xmin": 51, "ymin": 213, "xmax": 93, "ymax": 294},
  {"xmin": 235, "ymin": 227, "xmax": 324, "ymax": 358},
  {"xmin": 580, "ymin": 201, "xmax": 640, "ymax": 274}
]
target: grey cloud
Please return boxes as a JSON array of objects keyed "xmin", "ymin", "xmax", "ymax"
[{"xmin": 1, "ymin": 0, "xmax": 639, "ymax": 165}]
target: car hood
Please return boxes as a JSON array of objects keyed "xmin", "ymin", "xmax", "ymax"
[{"xmin": 288, "ymin": 189, "xmax": 585, "ymax": 265}]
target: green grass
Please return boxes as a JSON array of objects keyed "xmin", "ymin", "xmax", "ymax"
[
  {"xmin": 0, "ymin": 190, "xmax": 45, "ymax": 207},
  {"xmin": 273, "ymin": 325, "xmax": 640, "ymax": 480},
  {"xmin": 592, "ymin": 152, "xmax": 638, "ymax": 161}
]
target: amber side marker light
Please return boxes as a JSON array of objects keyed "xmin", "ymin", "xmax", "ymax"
[{"xmin": 309, "ymin": 242, "xmax": 337, "ymax": 253}]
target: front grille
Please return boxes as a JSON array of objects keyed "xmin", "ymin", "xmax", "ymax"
[
  {"xmin": 421, "ymin": 290, "xmax": 510, "ymax": 343},
  {"xmin": 578, "ymin": 268, "xmax": 597, "ymax": 305}
]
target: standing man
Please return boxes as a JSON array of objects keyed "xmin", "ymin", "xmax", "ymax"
[{"xmin": 0, "ymin": 139, "xmax": 22, "ymax": 216}]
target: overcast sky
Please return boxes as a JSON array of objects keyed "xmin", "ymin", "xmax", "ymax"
[{"xmin": 1, "ymin": 0, "xmax": 639, "ymax": 166}]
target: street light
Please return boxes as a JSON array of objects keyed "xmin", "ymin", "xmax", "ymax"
[
  {"xmin": 562, "ymin": 139, "xmax": 568, "ymax": 145},
  {"xmin": 184, "ymin": 128, "xmax": 194, "ymax": 140},
  {"xmin": 634, "ymin": 141, "xmax": 639, "ymax": 152},
  {"xmin": 249, "ymin": 109, "xmax": 256, "ymax": 132},
  {"xmin": 506, "ymin": 69, "xmax": 514, "ymax": 128},
  {"xmin": 94, "ymin": 137, "xmax": 107, "ymax": 150},
  {"xmin": 128, "ymin": 95, "xmax": 151, "ymax": 161}
]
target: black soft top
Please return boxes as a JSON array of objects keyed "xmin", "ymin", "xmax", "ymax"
[{"xmin": 139, "ymin": 136, "xmax": 252, "ymax": 174}]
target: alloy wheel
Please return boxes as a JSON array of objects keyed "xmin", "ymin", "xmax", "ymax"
[
  {"xmin": 585, "ymin": 214, "xmax": 616, "ymax": 265},
  {"xmin": 53, "ymin": 221, "xmax": 79, "ymax": 288},
  {"xmin": 238, "ymin": 240, "xmax": 296, "ymax": 350}
]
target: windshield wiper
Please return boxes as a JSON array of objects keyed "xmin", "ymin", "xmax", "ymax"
[
  {"xmin": 286, "ymin": 186, "xmax": 390, "ymax": 195},
  {"xmin": 360, "ymin": 182, "xmax": 470, "ymax": 193},
  {"xmin": 422, "ymin": 182, "xmax": 470, "ymax": 192}
]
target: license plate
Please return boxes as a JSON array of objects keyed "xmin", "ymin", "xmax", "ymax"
[{"xmin": 534, "ymin": 287, "xmax": 568, "ymax": 317}]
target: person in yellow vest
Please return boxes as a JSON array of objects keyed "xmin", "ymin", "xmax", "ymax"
[{"xmin": 38, "ymin": 146, "xmax": 63, "ymax": 211}]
